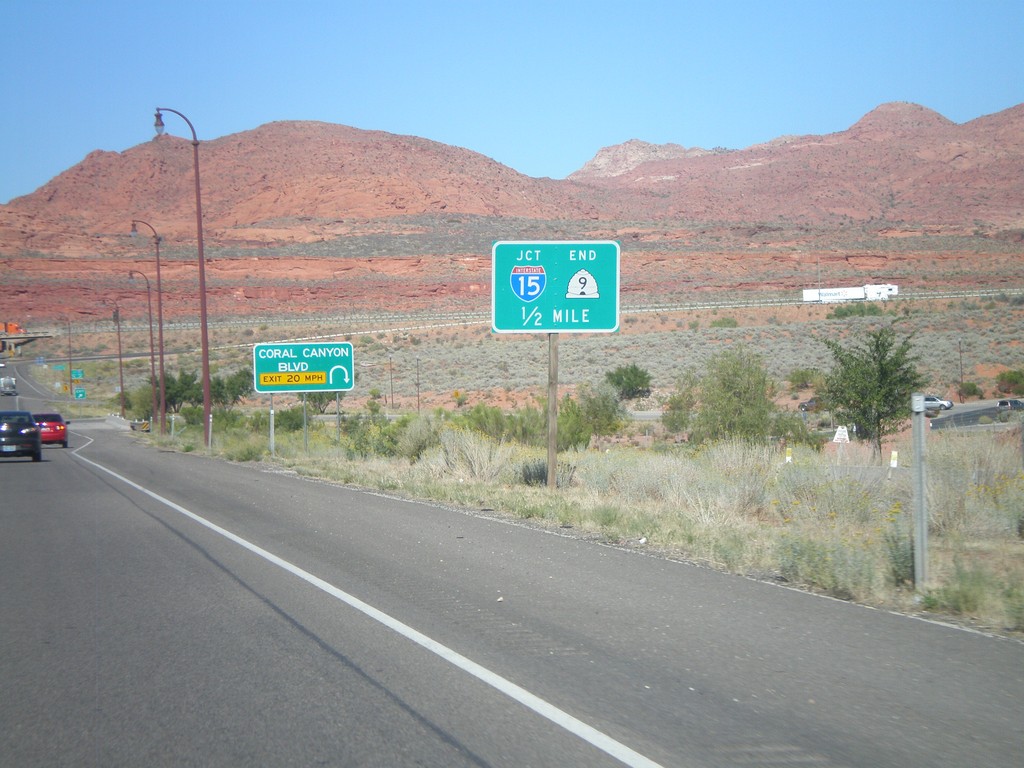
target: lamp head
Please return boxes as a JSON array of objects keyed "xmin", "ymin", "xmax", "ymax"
[
  {"xmin": 154, "ymin": 110, "xmax": 165, "ymax": 136},
  {"xmin": 130, "ymin": 221, "xmax": 138, "ymax": 238}
]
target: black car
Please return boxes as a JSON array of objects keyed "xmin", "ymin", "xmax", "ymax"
[{"xmin": 0, "ymin": 410, "xmax": 42, "ymax": 462}]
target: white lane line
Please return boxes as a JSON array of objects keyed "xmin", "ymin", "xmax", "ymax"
[{"xmin": 73, "ymin": 451, "xmax": 667, "ymax": 768}]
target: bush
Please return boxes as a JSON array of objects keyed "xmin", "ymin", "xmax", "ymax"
[
  {"xmin": 827, "ymin": 303, "xmax": 885, "ymax": 319},
  {"xmin": 959, "ymin": 382, "xmax": 983, "ymax": 399},
  {"xmin": 605, "ymin": 364, "xmax": 652, "ymax": 399},
  {"xmin": 996, "ymin": 369, "xmax": 1024, "ymax": 395},
  {"xmin": 397, "ymin": 414, "xmax": 442, "ymax": 461},
  {"xmin": 787, "ymin": 367, "xmax": 821, "ymax": 392},
  {"xmin": 709, "ymin": 317, "xmax": 739, "ymax": 328},
  {"xmin": 422, "ymin": 427, "xmax": 513, "ymax": 481},
  {"xmin": 274, "ymin": 405, "xmax": 308, "ymax": 432}
]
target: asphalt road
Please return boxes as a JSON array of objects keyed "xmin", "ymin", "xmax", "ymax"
[{"xmin": 1, "ymin": 415, "xmax": 1022, "ymax": 766}]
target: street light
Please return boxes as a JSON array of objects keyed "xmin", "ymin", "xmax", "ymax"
[
  {"xmin": 57, "ymin": 315, "xmax": 72, "ymax": 404},
  {"xmin": 111, "ymin": 302, "xmax": 126, "ymax": 418},
  {"xmin": 129, "ymin": 270, "xmax": 158, "ymax": 428},
  {"xmin": 153, "ymin": 107, "xmax": 211, "ymax": 448},
  {"xmin": 131, "ymin": 220, "xmax": 166, "ymax": 433}
]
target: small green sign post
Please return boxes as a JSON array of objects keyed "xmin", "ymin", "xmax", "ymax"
[
  {"xmin": 252, "ymin": 342, "xmax": 354, "ymax": 394},
  {"xmin": 491, "ymin": 241, "xmax": 620, "ymax": 334}
]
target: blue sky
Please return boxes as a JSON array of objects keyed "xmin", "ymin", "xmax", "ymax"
[{"xmin": 1, "ymin": 0, "xmax": 1021, "ymax": 203}]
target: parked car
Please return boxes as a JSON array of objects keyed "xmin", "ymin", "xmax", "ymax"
[
  {"xmin": 34, "ymin": 412, "xmax": 69, "ymax": 448},
  {"xmin": 0, "ymin": 410, "xmax": 42, "ymax": 461},
  {"xmin": 923, "ymin": 395, "xmax": 954, "ymax": 411},
  {"xmin": 997, "ymin": 399, "xmax": 1024, "ymax": 411},
  {"xmin": 799, "ymin": 397, "xmax": 820, "ymax": 412}
]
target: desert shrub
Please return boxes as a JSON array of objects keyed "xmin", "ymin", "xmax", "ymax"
[
  {"xmin": 883, "ymin": 518, "xmax": 915, "ymax": 587},
  {"xmin": 827, "ymin": 303, "xmax": 885, "ymax": 319},
  {"xmin": 342, "ymin": 415, "xmax": 402, "ymax": 458},
  {"xmin": 273, "ymin": 405, "xmax": 307, "ymax": 432},
  {"xmin": 926, "ymin": 433, "xmax": 1024, "ymax": 536},
  {"xmin": 212, "ymin": 408, "xmax": 247, "ymax": 432},
  {"xmin": 517, "ymin": 456, "xmax": 577, "ymax": 488},
  {"xmin": 577, "ymin": 383, "xmax": 625, "ymax": 436},
  {"xmin": 605, "ymin": 363, "xmax": 652, "ymax": 399},
  {"xmin": 787, "ymin": 367, "xmax": 822, "ymax": 392},
  {"xmin": 221, "ymin": 432, "xmax": 266, "ymax": 462},
  {"xmin": 996, "ymin": 369, "xmax": 1024, "ymax": 394},
  {"xmin": 453, "ymin": 403, "xmax": 508, "ymax": 441},
  {"xmin": 776, "ymin": 532, "xmax": 881, "ymax": 600},
  {"xmin": 709, "ymin": 316, "xmax": 739, "ymax": 328},
  {"xmin": 557, "ymin": 395, "xmax": 592, "ymax": 451},
  {"xmin": 923, "ymin": 559, "xmax": 998, "ymax": 615},
  {"xmin": 419, "ymin": 427, "xmax": 514, "ymax": 482},
  {"xmin": 397, "ymin": 414, "xmax": 442, "ymax": 461},
  {"xmin": 959, "ymin": 382, "xmax": 983, "ymax": 399}
]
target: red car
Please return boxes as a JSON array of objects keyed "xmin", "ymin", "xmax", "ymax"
[{"xmin": 34, "ymin": 412, "xmax": 69, "ymax": 448}]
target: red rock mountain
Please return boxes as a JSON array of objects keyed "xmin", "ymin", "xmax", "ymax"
[
  {"xmin": 570, "ymin": 102, "xmax": 1024, "ymax": 225},
  {"xmin": 3, "ymin": 101, "xmax": 1023, "ymax": 256},
  {"xmin": 2, "ymin": 102, "xmax": 1022, "ymax": 321}
]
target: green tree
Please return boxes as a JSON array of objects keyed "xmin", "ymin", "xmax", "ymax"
[
  {"xmin": 164, "ymin": 369, "xmax": 201, "ymax": 413},
  {"xmin": 605, "ymin": 364, "xmax": 652, "ymax": 400},
  {"xmin": 578, "ymin": 382, "xmax": 625, "ymax": 436},
  {"xmin": 305, "ymin": 391, "xmax": 345, "ymax": 415},
  {"xmin": 689, "ymin": 346, "xmax": 777, "ymax": 444},
  {"xmin": 557, "ymin": 395, "xmax": 592, "ymax": 450},
  {"xmin": 211, "ymin": 367, "xmax": 253, "ymax": 408},
  {"xmin": 996, "ymin": 369, "xmax": 1024, "ymax": 395},
  {"xmin": 787, "ymin": 367, "xmax": 822, "ymax": 392},
  {"xmin": 822, "ymin": 325, "xmax": 925, "ymax": 456},
  {"xmin": 661, "ymin": 373, "xmax": 698, "ymax": 435}
]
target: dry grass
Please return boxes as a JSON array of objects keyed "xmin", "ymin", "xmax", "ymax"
[{"xmin": 159, "ymin": 419, "xmax": 1024, "ymax": 637}]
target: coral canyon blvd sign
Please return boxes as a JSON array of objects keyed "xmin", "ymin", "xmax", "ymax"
[
  {"xmin": 491, "ymin": 241, "xmax": 620, "ymax": 334},
  {"xmin": 252, "ymin": 342, "xmax": 354, "ymax": 393}
]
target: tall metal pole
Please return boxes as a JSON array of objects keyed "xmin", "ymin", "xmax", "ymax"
[
  {"xmin": 132, "ymin": 220, "xmax": 166, "ymax": 433},
  {"xmin": 113, "ymin": 303, "xmax": 125, "ymax": 418},
  {"xmin": 61, "ymin": 316, "xmax": 73, "ymax": 408},
  {"xmin": 911, "ymin": 393, "xmax": 928, "ymax": 588},
  {"xmin": 154, "ymin": 108, "xmax": 211, "ymax": 449},
  {"xmin": 958, "ymin": 339, "xmax": 965, "ymax": 403},
  {"xmin": 129, "ymin": 270, "xmax": 158, "ymax": 428}
]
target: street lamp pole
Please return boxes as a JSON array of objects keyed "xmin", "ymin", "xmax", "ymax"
[
  {"xmin": 131, "ymin": 220, "xmax": 166, "ymax": 433},
  {"xmin": 129, "ymin": 270, "xmax": 158, "ymax": 428},
  {"xmin": 58, "ymin": 315, "xmax": 72, "ymax": 406},
  {"xmin": 154, "ymin": 107, "xmax": 212, "ymax": 448},
  {"xmin": 112, "ymin": 302, "xmax": 126, "ymax": 418},
  {"xmin": 958, "ymin": 338, "xmax": 965, "ymax": 403}
]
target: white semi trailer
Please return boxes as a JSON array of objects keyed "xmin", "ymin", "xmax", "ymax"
[{"xmin": 802, "ymin": 284, "xmax": 898, "ymax": 303}]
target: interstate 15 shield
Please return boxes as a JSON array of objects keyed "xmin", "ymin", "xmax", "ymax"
[{"xmin": 510, "ymin": 264, "xmax": 546, "ymax": 302}]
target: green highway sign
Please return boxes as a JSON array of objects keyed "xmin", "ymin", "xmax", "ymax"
[
  {"xmin": 492, "ymin": 241, "xmax": 620, "ymax": 334},
  {"xmin": 71, "ymin": 369, "xmax": 84, "ymax": 379},
  {"xmin": 73, "ymin": 387, "xmax": 86, "ymax": 399},
  {"xmin": 252, "ymin": 342, "xmax": 354, "ymax": 394}
]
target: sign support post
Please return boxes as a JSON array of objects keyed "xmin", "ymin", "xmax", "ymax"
[{"xmin": 547, "ymin": 333, "xmax": 559, "ymax": 488}]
